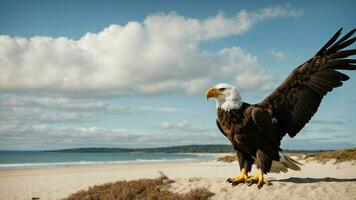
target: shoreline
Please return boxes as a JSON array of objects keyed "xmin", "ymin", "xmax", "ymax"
[
  {"xmin": 0, "ymin": 159, "xmax": 202, "ymax": 175},
  {"xmin": 0, "ymin": 152, "xmax": 215, "ymax": 171},
  {"xmin": 0, "ymin": 158, "xmax": 207, "ymax": 172}
]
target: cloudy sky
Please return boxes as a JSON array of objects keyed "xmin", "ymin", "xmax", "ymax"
[{"xmin": 0, "ymin": 0, "xmax": 355, "ymax": 150}]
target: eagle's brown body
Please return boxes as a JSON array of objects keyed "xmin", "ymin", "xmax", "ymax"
[
  {"xmin": 207, "ymin": 28, "xmax": 355, "ymax": 188},
  {"xmin": 217, "ymin": 103, "xmax": 282, "ymax": 173}
]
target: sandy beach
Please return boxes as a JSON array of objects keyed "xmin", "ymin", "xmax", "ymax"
[{"xmin": 1, "ymin": 156, "xmax": 356, "ymax": 200}]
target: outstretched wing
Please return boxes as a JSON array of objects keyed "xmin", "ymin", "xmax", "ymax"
[{"xmin": 259, "ymin": 28, "xmax": 355, "ymax": 138}]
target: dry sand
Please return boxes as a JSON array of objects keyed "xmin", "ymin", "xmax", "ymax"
[{"xmin": 0, "ymin": 156, "xmax": 355, "ymax": 200}]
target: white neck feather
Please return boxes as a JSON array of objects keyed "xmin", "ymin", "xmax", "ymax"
[{"xmin": 216, "ymin": 91, "xmax": 242, "ymax": 111}]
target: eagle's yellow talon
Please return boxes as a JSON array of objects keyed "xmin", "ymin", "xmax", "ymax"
[
  {"xmin": 226, "ymin": 169, "xmax": 249, "ymax": 186},
  {"xmin": 246, "ymin": 174, "xmax": 259, "ymax": 186},
  {"xmin": 247, "ymin": 169, "xmax": 270, "ymax": 189},
  {"xmin": 257, "ymin": 178, "xmax": 269, "ymax": 189}
]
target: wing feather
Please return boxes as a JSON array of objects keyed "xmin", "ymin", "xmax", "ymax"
[
  {"xmin": 251, "ymin": 107, "xmax": 282, "ymax": 148},
  {"xmin": 216, "ymin": 119, "xmax": 228, "ymax": 138},
  {"xmin": 329, "ymin": 49, "xmax": 356, "ymax": 59},
  {"xmin": 326, "ymin": 29, "xmax": 355, "ymax": 53},
  {"xmin": 316, "ymin": 28, "xmax": 343, "ymax": 55},
  {"xmin": 328, "ymin": 37, "xmax": 355, "ymax": 53},
  {"xmin": 259, "ymin": 29, "xmax": 355, "ymax": 138}
]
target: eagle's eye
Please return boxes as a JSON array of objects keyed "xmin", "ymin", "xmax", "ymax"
[{"xmin": 218, "ymin": 88, "xmax": 226, "ymax": 92}]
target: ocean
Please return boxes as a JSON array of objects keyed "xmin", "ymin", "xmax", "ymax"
[{"xmin": 0, "ymin": 151, "xmax": 212, "ymax": 169}]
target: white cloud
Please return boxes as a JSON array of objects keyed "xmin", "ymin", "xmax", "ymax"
[
  {"xmin": 0, "ymin": 107, "xmax": 96, "ymax": 123},
  {"xmin": 0, "ymin": 95, "xmax": 107, "ymax": 110},
  {"xmin": 281, "ymin": 137, "xmax": 355, "ymax": 150},
  {"xmin": 0, "ymin": 5, "xmax": 301, "ymax": 96},
  {"xmin": 0, "ymin": 94, "xmax": 187, "ymax": 126},
  {"xmin": 158, "ymin": 121, "xmax": 212, "ymax": 133},
  {"xmin": 0, "ymin": 95, "xmax": 183, "ymax": 113},
  {"xmin": 311, "ymin": 119, "xmax": 346, "ymax": 125},
  {"xmin": 0, "ymin": 123, "xmax": 225, "ymax": 150},
  {"xmin": 269, "ymin": 49, "xmax": 285, "ymax": 62},
  {"xmin": 159, "ymin": 122, "xmax": 173, "ymax": 129}
]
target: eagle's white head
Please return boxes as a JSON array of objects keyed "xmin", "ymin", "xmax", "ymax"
[{"xmin": 206, "ymin": 83, "xmax": 242, "ymax": 111}]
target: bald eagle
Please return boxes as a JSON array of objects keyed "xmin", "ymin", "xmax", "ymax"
[{"xmin": 206, "ymin": 28, "xmax": 355, "ymax": 188}]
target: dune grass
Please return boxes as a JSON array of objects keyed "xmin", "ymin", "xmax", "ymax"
[
  {"xmin": 217, "ymin": 154, "xmax": 237, "ymax": 163},
  {"xmin": 305, "ymin": 148, "xmax": 356, "ymax": 164},
  {"xmin": 216, "ymin": 148, "xmax": 356, "ymax": 164},
  {"xmin": 63, "ymin": 173, "xmax": 214, "ymax": 200}
]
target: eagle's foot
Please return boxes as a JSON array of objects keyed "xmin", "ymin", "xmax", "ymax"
[
  {"xmin": 246, "ymin": 169, "xmax": 271, "ymax": 189},
  {"xmin": 226, "ymin": 169, "xmax": 248, "ymax": 186},
  {"xmin": 226, "ymin": 176, "xmax": 248, "ymax": 186}
]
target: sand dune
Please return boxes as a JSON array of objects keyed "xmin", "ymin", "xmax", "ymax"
[{"xmin": 0, "ymin": 157, "xmax": 355, "ymax": 200}]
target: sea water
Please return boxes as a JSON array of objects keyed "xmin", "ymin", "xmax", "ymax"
[{"xmin": 0, "ymin": 151, "xmax": 211, "ymax": 169}]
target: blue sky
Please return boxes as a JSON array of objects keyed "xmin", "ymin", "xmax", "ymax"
[{"xmin": 0, "ymin": 1, "xmax": 355, "ymax": 150}]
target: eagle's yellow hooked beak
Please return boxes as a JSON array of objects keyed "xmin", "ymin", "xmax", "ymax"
[{"xmin": 206, "ymin": 88, "xmax": 220, "ymax": 100}]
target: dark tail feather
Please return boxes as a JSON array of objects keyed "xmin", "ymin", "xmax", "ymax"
[{"xmin": 270, "ymin": 152, "xmax": 302, "ymax": 173}]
